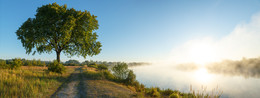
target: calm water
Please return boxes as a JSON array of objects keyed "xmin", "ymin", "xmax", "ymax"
[{"xmin": 129, "ymin": 64, "xmax": 260, "ymax": 98}]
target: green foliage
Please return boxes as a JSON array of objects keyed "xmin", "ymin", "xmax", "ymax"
[
  {"xmin": 65, "ymin": 63, "xmax": 79, "ymax": 66},
  {"xmin": 0, "ymin": 59, "xmax": 9, "ymax": 69},
  {"xmin": 97, "ymin": 64, "xmax": 108, "ymax": 70},
  {"xmin": 32, "ymin": 59, "xmax": 37, "ymax": 66},
  {"xmin": 181, "ymin": 93, "xmax": 195, "ymax": 98},
  {"xmin": 16, "ymin": 3, "xmax": 101, "ymax": 62},
  {"xmin": 23, "ymin": 60, "xmax": 32, "ymax": 66},
  {"xmin": 0, "ymin": 66, "xmax": 75, "ymax": 97},
  {"xmin": 84, "ymin": 70, "xmax": 115, "ymax": 80},
  {"xmin": 169, "ymin": 93, "xmax": 179, "ymax": 98},
  {"xmin": 47, "ymin": 60, "xmax": 66, "ymax": 74},
  {"xmin": 125, "ymin": 70, "xmax": 136, "ymax": 85},
  {"xmin": 112, "ymin": 63, "xmax": 129, "ymax": 81},
  {"xmin": 10, "ymin": 58, "xmax": 23, "ymax": 69},
  {"xmin": 84, "ymin": 71, "xmax": 103, "ymax": 79},
  {"xmin": 146, "ymin": 87, "xmax": 160, "ymax": 97},
  {"xmin": 161, "ymin": 88, "xmax": 174, "ymax": 96},
  {"xmin": 101, "ymin": 70, "xmax": 115, "ymax": 80},
  {"xmin": 65, "ymin": 60, "xmax": 80, "ymax": 66},
  {"xmin": 88, "ymin": 63, "xmax": 98, "ymax": 68}
]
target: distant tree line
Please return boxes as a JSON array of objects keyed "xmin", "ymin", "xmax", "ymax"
[
  {"xmin": 0, "ymin": 58, "xmax": 49, "ymax": 69},
  {"xmin": 0, "ymin": 58, "xmax": 149, "ymax": 69}
]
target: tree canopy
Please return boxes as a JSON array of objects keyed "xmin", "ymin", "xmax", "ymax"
[{"xmin": 16, "ymin": 3, "xmax": 102, "ymax": 63}]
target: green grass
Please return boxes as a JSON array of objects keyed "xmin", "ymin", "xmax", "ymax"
[
  {"xmin": 82, "ymin": 67, "xmax": 135, "ymax": 97},
  {"xmin": 0, "ymin": 66, "xmax": 76, "ymax": 97}
]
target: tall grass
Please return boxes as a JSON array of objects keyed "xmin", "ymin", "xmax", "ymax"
[{"xmin": 0, "ymin": 66, "xmax": 74, "ymax": 97}]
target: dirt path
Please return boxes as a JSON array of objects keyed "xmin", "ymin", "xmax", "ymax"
[
  {"xmin": 51, "ymin": 67, "xmax": 135, "ymax": 98},
  {"xmin": 51, "ymin": 68, "xmax": 86, "ymax": 98}
]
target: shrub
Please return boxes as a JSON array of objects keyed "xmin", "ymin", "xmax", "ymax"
[
  {"xmin": 47, "ymin": 60, "xmax": 66, "ymax": 74},
  {"xmin": 64, "ymin": 63, "xmax": 79, "ymax": 66},
  {"xmin": 24, "ymin": 60, "xmax": 32, "ymax": 66},
  {"xmin": 125, "ymin": 70, "xmax": 136, "ymax": 85},
  {"xmin": 112, "ymin": 63, "xmax": 129, "ymax": 81},
  {"xmin": 88, "ymin": 63, "xmax": 98, "ymax": 68},
  {"xmin": 97, "ymin": 64, "xmax": 108, "ymax": 70},
  {"xmin": 101, "ymin": 70, "xmax": 115, "ymax": 80},
  {"xmin": 146, "ymin": 87, "xmax": 160, "ymax": 97},
  {"xmin": 181, "ymin": 93, "xmax": 195, "ymax": 98},
  {"xmin": 0, "ymin": 60, "xmax": 9, "ymax": 69},
  {"xmin": 169, "ymin": 93, "xmax": 179, "ymax": 98},
  {"xmin": 10, "ymin": 58, "xmax": 23, "ymax": 69},
  {"xmin": 161, "ymin": 88, "xmax": 174, "ymax": 96}
]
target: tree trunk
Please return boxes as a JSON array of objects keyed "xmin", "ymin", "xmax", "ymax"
[{"xmin": 56, "ymin": 51, "xmax": 61, "ymax": 63}]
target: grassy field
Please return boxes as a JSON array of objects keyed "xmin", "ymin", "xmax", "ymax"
[
  {"xmin": 82, "ymin": 66, "xmax": 136, "ymax": 98},
  {"xmin": 0, "ymin": 66, "xmax": 77, "ymax": 98}
]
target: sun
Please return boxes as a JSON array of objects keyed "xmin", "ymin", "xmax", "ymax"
[
  {"xmin": 188, "ymin": 42, "xmax": 217, "ymax": 65},
  {"xmin": 194, "ymin": 67, "xmax": 212, "ymax": 83}
]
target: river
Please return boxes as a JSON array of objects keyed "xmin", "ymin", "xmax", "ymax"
[{"xmin": 129, "ymin": 64, "xmax": 260, "ymax": 98}]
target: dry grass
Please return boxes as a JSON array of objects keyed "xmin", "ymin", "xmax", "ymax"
[
  {"xmin": 0, "ymin": 66, "xmax": 76, "ymax": 98},
  {"xmin": 82, "ymin": 66, "xmax": 136, "ymax": 98}
]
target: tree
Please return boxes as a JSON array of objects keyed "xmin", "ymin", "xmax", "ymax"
[
  {"xmin": 112, "ymin": 63, "xmax": 129, "ymax": 81},
  {"xmin": 65, "ymin": 59, "xmax": 80, "ymax": 64},
  {"xmin": 16, "ymin": 3, "xmax": 101, "ymax": 63},
  {"xmin": 11, "ymin": 58, "xmax": 23, "ymax": 69},
  {"xmin": 125, "ymin": 70, "xmax": 136, "ymax": 85},
  {"xmin": 32, "ymin": 59, "xmax": 37, "ymax": 66}
]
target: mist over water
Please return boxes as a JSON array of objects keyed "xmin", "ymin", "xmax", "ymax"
[
  {"xmin": 130, "ymin": 13, "xmax": 260, "ymax": 98},
  {"xmin": 130, "ymin": 62, "xmax": 260, "ymax": 98}
]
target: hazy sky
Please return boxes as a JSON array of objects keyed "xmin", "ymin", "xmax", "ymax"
[{"xmin": 1, "ymin": 0, "xmax": 260, "ymax": 62}]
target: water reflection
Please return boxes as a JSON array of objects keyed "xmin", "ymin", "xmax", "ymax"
[{"xmin": 130, "ymin": 63, "xmax": 260, "ymax": 98}]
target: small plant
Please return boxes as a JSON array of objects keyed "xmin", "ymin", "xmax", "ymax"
[
  {"xmin": 47, "ymin": 60, "xmax": 66, "ymax": 74},
  {"xmin": 97, "ymin": 64, "xmax": 108, "ymax": 70},
  {"xmin": 161, "ymin": 88, "xmax": 174, "ymax": 96},
  {"xmin": 190, "ymin": 85, "xmax": 223, "ymax": 98},
  {"xmin": 169, "ymin": 93, "xmax": 179, "ymax": 98}
]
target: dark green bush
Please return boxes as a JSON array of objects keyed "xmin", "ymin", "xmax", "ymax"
[
  {"xmin": 10, "ymin": 58, "xmax": 23, "ymax": 69},
  {"xmin": 47, "ymin": 60, "xmax": 66, "ymax": 74},
  {"xmin": 125, "ymin": 70, "xmax": 136, "ymax": 85},
  {"xmin": 97, "ymin": 64, "xmax": 108, "ymax": 70}
]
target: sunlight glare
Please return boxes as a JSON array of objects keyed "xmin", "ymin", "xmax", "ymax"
[
  {"xmin": 194, "ymin": 67, "xmax": 212, "ymax": 83},
  {"xmin": 188, "ymin": 42, "xmax": 217, "ymax": 65}
]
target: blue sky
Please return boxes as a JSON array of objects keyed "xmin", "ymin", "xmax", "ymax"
[{"xmin": 1, "ymin": 0, "xmax": 260, "ymax": 62}]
